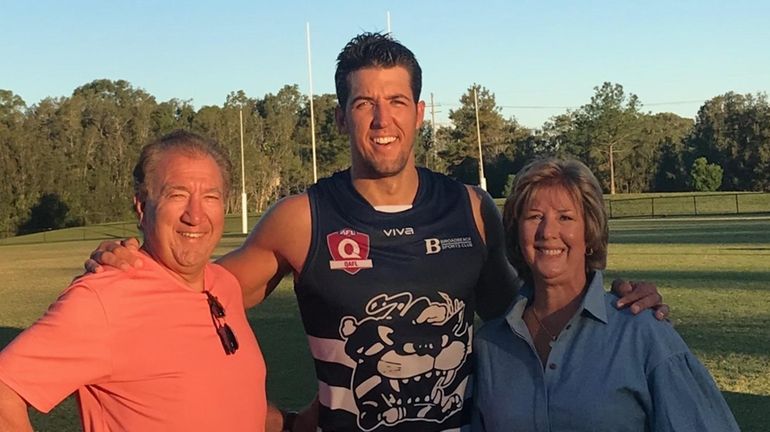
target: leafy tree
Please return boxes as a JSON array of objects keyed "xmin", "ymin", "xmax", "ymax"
[
  {"xmin": 532, "ymin": 113, "xmax": 579, "ymax": 158},
  {"xmin": 420, "ymin": 122, "xmax": 455, "ymax": 174},
  {"xmin": 254, "ymin": 85, "xmax": 304, "ymax": 208},
  {"xmin": 194, "ymin": 90, "xmax": 265, "ymax": 213},
  {"xmin": 688, "ymin": 92, "xmax": 770, "ymax": 191},
  {"xmin": 570, "ymin": 82, "xmax": 642, "ymax": 194},
  {"xmin": 441, "ymin": 84, "xmax": 528, "ymax": 195},
  {"xmin": 502, "ymin": 174, "xmax": 516, "ymax": 199},
  {"xmin": 0, "ymin": 90, "xmax": 28, "ymax": 236},
  {"xmin": 620, "ymin": 112, "xmax": 693, "ymax": 193},
  {"xmin": 442, "ymin": 85, "xmax": 507, "ymax": 180},
  {"xmin": 690, "ymin": 157, "xmax": 723, "ymax": 192},
  {"xmin": 650, "ymin": 113, "xmax": 695, "ymax": 191},
  {"xmin": 152, "ymin": 98, "xmax": 195, "ymax": 134},
  {"xmin": 297, "ymin": 93, "xmax": 349, "ymax": 180},
  {"xmin": 64, "ymin": 79, "xmax": 159, "ymax": 223},
  {"xmin": 17, "ymin": 193, "xmax": 80, "ymax": 234}
]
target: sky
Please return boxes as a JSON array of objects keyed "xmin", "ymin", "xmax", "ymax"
[{"xmin": 2, "ymin": 0, "xmax": 769, "ymax": 129}]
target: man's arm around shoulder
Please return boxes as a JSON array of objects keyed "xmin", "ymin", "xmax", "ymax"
[{"xmin": 218, "ymin": 193, "xmax": 312, "ymax": 309}]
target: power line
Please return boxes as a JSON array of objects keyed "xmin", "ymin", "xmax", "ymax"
[{"xmin": 428, "ymin": 99, "xmax": 709, "ymax": 110}]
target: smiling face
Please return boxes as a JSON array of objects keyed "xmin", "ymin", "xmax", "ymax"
[
  {"xmin": 337, "ymin": 66, "xmax": 425, "ymax": 179},
  {"xmin": 135, "ymin": 150, "xmax": 225, "ymax": 281},
  {"xmin": 518, "ymin": 185, "xmax": 587, "ymax": 289}
]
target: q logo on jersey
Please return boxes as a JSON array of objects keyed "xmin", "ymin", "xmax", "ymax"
[{"xmin": 327, "ymin": 229, "xmax": 373, "ymax": 275}]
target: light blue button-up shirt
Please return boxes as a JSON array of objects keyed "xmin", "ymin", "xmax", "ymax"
[{"xmin": 472, "ymin": 271, "xmax": 740, "ymax": 432}]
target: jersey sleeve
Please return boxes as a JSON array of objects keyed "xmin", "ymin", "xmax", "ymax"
[
  {"xmin": 647, "ymin": 351, "xmax": 740, "ymax": 431},
  {"xmin": 474, "ymin": 189, "xmax": 521, "ymax": 321},
  {"xmin": 0, "ymin": 284, "xmax": 112, "ymax": 413}
]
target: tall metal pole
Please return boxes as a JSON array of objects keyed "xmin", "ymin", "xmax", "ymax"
[
  {"xmin": 239, "ymin": 108, "xmax": 248, "ymax": 234},
  {"xmin": 306, "ymin": 22, "xmax": 318, "ymax": 183},
  {"xmin": 474, "ymin": 88, "xmax": 487, "ymax": 190},
  {"xmin": 430, "ymin": 92, "xmax": 437, "ymax": 170},
  {"xmin": 386, "ymin": 11, "xmax": 391, "ymax": 33}
]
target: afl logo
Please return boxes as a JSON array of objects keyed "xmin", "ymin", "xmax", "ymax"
[{"xmin": 327, "ymin": 229, "xmax": 373, "ymax": 275}]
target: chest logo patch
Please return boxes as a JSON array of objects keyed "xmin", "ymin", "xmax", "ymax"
[{"xmin": 327, "ymin": 228, "xmax": 373, "ymax": 275}]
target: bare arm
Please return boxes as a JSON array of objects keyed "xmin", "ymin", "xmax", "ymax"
[
  {"xmin": 466, "ymin": 186, "xmax": 520, "ymax": 321},
  {"xmin": 218, "ymin": 194, "xmax": 312, "ymax": 308},
  {"xmin": 0, "ymin": 380, "xmax": 33, "ymax": 432},
  {"xmin": 265, "ymin": 402, "xmax": 284, "ymax": 432}
]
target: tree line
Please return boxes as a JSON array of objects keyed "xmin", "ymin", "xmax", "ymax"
[{"xmin": 1, "ymin": 80, "xmax": 768, "ymax": 236}]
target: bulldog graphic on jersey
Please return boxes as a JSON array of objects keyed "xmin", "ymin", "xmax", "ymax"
[{"xmin": 338, "ymin": 292, "xmax": 470, "ymax": 431}]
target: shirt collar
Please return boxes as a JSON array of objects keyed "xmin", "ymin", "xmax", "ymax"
[
  {"xmin": 504, "ymin": 271, "xmax": 608, "ymax": 332},
  {"xmin": 582, "ymin": 271, "xmax": 608, "ymax": 324}
]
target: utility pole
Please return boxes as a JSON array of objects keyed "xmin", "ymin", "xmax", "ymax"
[
  {"xmin": 239, "ymin": 108, "xmax": 248, "ymax": 234},
  {"xmin": 474, "ymin": 88, "xmax": 487, "ymax": 190},
  {"xmin": 306, "ymin": 22, "xmax": 318, "ymax": 183},
  {"xmin": 609, "ymin": 144, "xmax": 616, "ymax": 194},
  {"xmin": 386, "ymin": 11, "xmax": 391, "ymax": 33},
  {"xmin": 430, "ymin": 93, "xmax": 437, "ymax": 170}
]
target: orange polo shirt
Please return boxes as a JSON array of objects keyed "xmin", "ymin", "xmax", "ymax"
[{"xmin": 0, "ymin": 253, "xmax": 266, "ymax": 432}]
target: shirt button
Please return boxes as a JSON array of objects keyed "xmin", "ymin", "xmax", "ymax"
[{"xmin": 549, "ymin": 363, "xmax": 557, "ymax": 370}]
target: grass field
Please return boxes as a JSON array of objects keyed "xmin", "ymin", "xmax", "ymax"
[{"xmin": 0, "ymin": 217, "xmax": 768, "ymax": 431}]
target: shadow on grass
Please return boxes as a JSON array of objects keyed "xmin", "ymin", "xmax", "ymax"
[
  {"xmin": 675, "ymin": 322, "xmax": 770, "ymax": 358},
  {"xmin": 0, "ymin": 326, "xmax": 22, "ymax": 349},
  {"xmin": 605, "ymin": 269, "xmax": 770, "ymax": 358},
  {"xmin": 605, "ymin": 269, "xmax": 770, "ymax": 290},
  {"xmin": 611, "ymin": 219, "xmax": 770, "ymax": 245},
  {"xmin": 724, "ymin": 391, "xmax": 770, "ymax": 432},
  {"xmin": 246, "ymin": 291, "xmax": 318, "ymax": 410},
  {"xmin": 725, "ymin": 247, "xmax": 770, "ymax": 251},
  {"xmin": 612, "ymin": 249, "xmax": 770, "ymax": 257}
]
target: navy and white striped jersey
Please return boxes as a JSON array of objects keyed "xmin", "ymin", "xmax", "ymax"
[{"xmin": 295, "ymin": 168, "xmax": 487, "ymax": 432}]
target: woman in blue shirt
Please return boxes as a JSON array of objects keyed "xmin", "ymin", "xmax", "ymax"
[{"xmin": 472, "ymin": 158, "xmax": 739, "ymax": 431}]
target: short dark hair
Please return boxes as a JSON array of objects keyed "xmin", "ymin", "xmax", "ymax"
[
  {"xmin": 503, "ymin": 158, "xmax": 609, "ymax": 283},
  {"xmin": 132, "ymin": 130, "xmax": 233, "ymax": 201},
  {"xmin": 334, "ymin": 32, "xmax": 422, "ymax": 107}
]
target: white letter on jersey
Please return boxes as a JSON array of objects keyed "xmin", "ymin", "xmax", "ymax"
[
  {"xmin": 338, "ymin": 238, "xmax": 361, "ymax": 259},
  {"xmin": 424, "ymin": 238, "xmax": 441, "ymax": 255}
]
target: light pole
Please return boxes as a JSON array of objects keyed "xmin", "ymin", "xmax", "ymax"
[
  {"xmin": 306, "ymin": 22, "xmax": 318, "ymax": 183},
  {"xmin": 474, "ymin": 88, "xmax": 487, "ymax": 190},
  {"xmin": 239, "ymin": 108, "xmax": 248, "ymax": 234}
]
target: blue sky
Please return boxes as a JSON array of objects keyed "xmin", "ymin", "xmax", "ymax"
[{"xmin": 3, "ymin": 0, "xmax": 768, "ymax": 128}]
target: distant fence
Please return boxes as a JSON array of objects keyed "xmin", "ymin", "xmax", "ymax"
[
  {"xmin": 0, "ymin": 222, "xmax": 140, "ymax": 245},
  {"xmin": 606, "ymin": 192, "xmax": 770, "ymax": 219}
]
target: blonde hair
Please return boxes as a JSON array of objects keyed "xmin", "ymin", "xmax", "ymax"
[{"xmin": 502, "ymin": 158, "xmax": 608, "ymax": 282}]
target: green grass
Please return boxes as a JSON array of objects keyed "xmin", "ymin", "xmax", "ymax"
[{"xmin": 1, "ymin": 218, "xmax": 769, "ymax": 430}]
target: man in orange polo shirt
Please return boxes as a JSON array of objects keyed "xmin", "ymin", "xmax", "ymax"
[{"xmin": 0, "ymin": 130, "xmax": 267, "ymax": 431}]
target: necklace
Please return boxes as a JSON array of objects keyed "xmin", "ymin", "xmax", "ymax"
[{"xmin": 528, "ymin": 307, "xmax": 557, "ymax": 347}]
